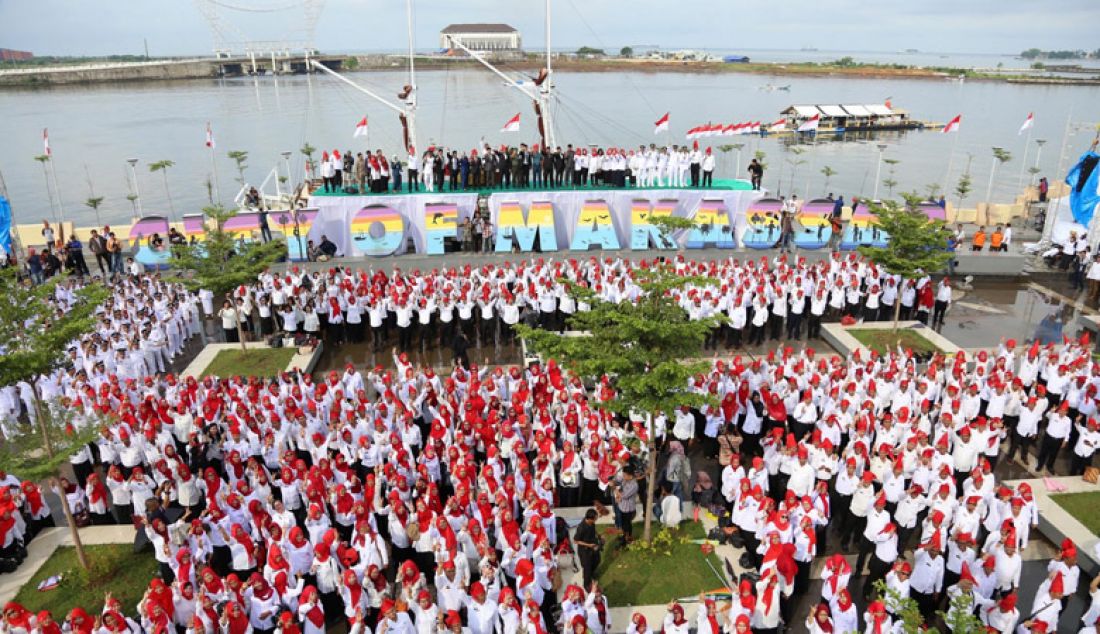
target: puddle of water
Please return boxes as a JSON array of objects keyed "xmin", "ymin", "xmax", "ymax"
[
  {"xmin": 311, "ymin": 339, "xmax": 526, "ymax": 375},
  {"xmin": 941, "ymin": 281, "xmax": 1085, "ymax": 348}
]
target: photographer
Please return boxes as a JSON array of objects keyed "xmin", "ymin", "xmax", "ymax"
[{"xmin": 573, "ymin": 509, "xmax": 603, "ymax": 588}]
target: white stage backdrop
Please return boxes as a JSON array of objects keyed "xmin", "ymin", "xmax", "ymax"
[
  {"xmin": 310, "ymin": 193, "xmax": 480, "ymax": 257},
  {"xmin": 308, "ymin": 188, "xmax": 762, "ymax": 256}
]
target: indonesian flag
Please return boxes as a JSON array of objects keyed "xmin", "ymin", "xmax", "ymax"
[
  {"xmin": 205, "ymin": 122, "xmax": 215, "ymax": 149},
  {"xmin": 942, "ymin": 114, "xmax": 962, "ymax": 134},
  {"xmin": 721, "ymin": 123, "xmax": 736, "ymax": 137},
  {"xmin": 797, "ymin": 114, "xmax": 820, "ymax": 132},
  {"xmin": 654, "ymin": 112, "xmax": 670, "ymax": 134},
  {"xmin": 43, "ymin": 128, "xmax": 50, "ymax": 156},
  {"xmin": 748, "ymin": 121, "xmax": 762, "ymax": 134},
  {"xmin": 768, "ymin": 118, "xmax": 787, "ymax": 132},
  {"xmin": 501, "ymin": 113, "xmax": 520, "ymax": 133},
  {"xmin": 1018, "ymin": 112, "xmax": 1034, "ymax": 135},
  {"xmin": 685, "ymin": 126, "xmax": 701, "ymax": 140},
  {"xmin": 354, "ymin": 116, "xmax": 369, "ymax": 138},
  {"xmin": 709, "ymin": 123, "xmax": 723, "ymax": 137}
]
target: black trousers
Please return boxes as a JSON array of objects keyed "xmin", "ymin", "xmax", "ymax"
[
  {"xmin": 578, "ymin": 548, "xmax": 600, "ymax": 588},
  {"xmin": 1036, "ymin": 433, "xmax": 1065, "ymax": 472},
  {"xmin": 702, "ymin": 170, "xmax": 713, "ymax": 187},
  {"xmin": 933, "ymin": 300, "xmax": 948, "ymax": 326},
  {"xmin": 690, "ymin": 164, "xmax": 700, "ymax": 186}
]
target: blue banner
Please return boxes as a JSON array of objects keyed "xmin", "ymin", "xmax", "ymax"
[
  {"xmin": 1066, "ymin": 150, "xmax": 1100, "ymax": 226},
  {"xmin": 0, "ymin": 195, "xmax": 12, "ymax": 258}
]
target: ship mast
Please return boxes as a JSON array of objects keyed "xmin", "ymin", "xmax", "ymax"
[
  {"xmin": 447, "ymin": 0, "xmax": 557, "ymax": 150},
  {"xmin": 307, "ymin": 0, "xmax": 418, "ymax": 156}
]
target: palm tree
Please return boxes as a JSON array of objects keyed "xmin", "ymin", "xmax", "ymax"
[
  {"xmin": 126, "ymin": 193, "xmax": 139, "ymax": 217},
  {"xmin": 148, "ymin": 160, "xmax": 176, "ymax": 221},
  {"xmin": 300, "ymin": 143, "xmax": 317, "ymax": 180},
  {"xmin": 34, "ymin": 154, "xmax": 57, "ymax": 223},
  {"xmin": 84, "ymin": 197, "xmax": 104, "ymax": 226},
  {"xmin": 985, "ymin": 147, "xmax": 1012, "ymax": 224},
  {"xmin": 227, "ymin": 150, "xmax": 249, "ymax": 187},
  {"xmin": 821, "ymin": 165, "xmax": 837, "ymax": 194},
  {"xmin": 882, "ymin": 158, "xmax": 900, "ymax": 199},
  {"xmin": 786, "ymin": 147, "xmax": 807, "ymax": 196}
]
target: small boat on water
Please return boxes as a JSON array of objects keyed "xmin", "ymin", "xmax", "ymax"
[{"xmin": 777, "ymin": 103, "xmax": 938, "ymax": 134}]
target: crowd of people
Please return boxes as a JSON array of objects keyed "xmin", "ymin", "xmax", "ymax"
[
  {"xmin": 315, "ymin": 143, "xmax": 722, "ymax": 195},
  {"xmin": 2, "ymin": 254, "xmax": 1100, "ymax": 634},
  {"xmin": 215, "ymin": 253, "xmax": 959, "ymax": 359}
]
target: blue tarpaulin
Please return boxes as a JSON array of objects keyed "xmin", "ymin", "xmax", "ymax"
[
  {"xmin": 1065, "ymin": 150, "xmax": 1100, "ymax": 226},
  {"xmin": 0, "ymin": 195, "xmax": 11, "ymax": 257}
]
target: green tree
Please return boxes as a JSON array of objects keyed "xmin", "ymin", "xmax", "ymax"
[
  {"xmin": 821, "ymin": 165, "xmax": 837, "ymax": 194},
  {"xmin": 227, "ymin": 150, "xmax": 249, "ymax": 187},
  {"xmin": 0, "ymin": 268, "xmax": 110, "ymax": 569},
  {"xmin": 924, "ymin": 183, "xmax": 943, "ymax": 201},
  {"xmin": 125, "ymin": 193, "xmax": 139, "ymax": 217},
  {"xmin": 620, "ymin": 46, "xmax": 633, "ymax": 58},
  {"xmin": 148, "ymin": 159, "xmax": 176, "ymax": 221},
  {"xmin": 955, "ymin": 171, "xmax": 973, "ymax": 209},
  {"xmin": 516, "ymin": 216, "xmax": 720, "ymax": 543},
  {"xmin": 575, "ymin": 46, "xmax": 606, "ymax": 56},
  {"xmin": 300, "ymin": 143, "xmax": 317, "ymax": 180},
  {"xmin": 170, "ymin": 204, "xmax": 285, "ymax": 350},
  {"xmin": 84, "ymin": 196, "xmax": 104, "ymax": 226},
  {"xmin": 786, "ymin": 147, "xmax": 807, "ymax": 196},
  {"xmin": 344, "ymin": 56, "xmax": 360, "ymax": 70},
  {"xmin": 872, "ymin": 580, "xmax": 984, "ymax": 634},
  {"xmin": 857, "ymin": 196, "xmax": 952, "ymax": 331}
]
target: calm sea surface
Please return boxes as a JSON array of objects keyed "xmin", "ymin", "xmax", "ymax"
[{"xmin": 1, "ymin": 61, "xmax": 1098, "ymax": 226}]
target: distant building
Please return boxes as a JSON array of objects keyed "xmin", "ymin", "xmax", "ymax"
[
  {"xmin": 440, "ymin": 24, "xmax": 521, "ymax": 58},
  {"xmin": 0, "ymin": 49, "xmax": 33, "ymax": 62}
]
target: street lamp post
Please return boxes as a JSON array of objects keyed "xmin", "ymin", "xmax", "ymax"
[
  {"xmin": 872, "ymin": 144, "xmax": 887, "ymax": 201},
  {"xmin": 281, "ymin": 151, "xmax": 293, "ymax": 192},
  {"xmin": 985, "ymin": 146, "xmax": 1004, "ymax": 204},
  {"xmin": 1033, "ymin": 139, "xmax": 1047, "ymax": 182},
  {"xmin": 126, "ymin": 158, "xmax": 142, "ymax": 219}
]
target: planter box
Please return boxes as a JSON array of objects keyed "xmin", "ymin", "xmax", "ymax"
[{"xmin": 821, "ymin": 320, "xmax": 961, "ymax": 359}]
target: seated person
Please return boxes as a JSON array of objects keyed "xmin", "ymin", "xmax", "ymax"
[
  {"xmin": 317, "ymin": 235, "xmax": 338, "ymax": 260},
  {"xmin": 167, "ymin": 228, "xmax": 186, "ymax": 245},
  {"xmin": 149, "ymin": 233, "xmax": 166, "ymax": 251}
]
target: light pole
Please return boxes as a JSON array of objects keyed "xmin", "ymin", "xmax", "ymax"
[
  {"xmin": 985, "ymin": 146, "xmax": 1004, "ymax": 204},
  {"xmin": 1033, "ymin": 139, "xmax": 1047, "ymax": 181},
  {"xmin": 872, "ymin": 144, "xmax": 887, "ymax": 201},
  {"xmin": 281, "ymin": 151, "xmax": 293, "ymax": 196},
  {"xmin": 126, "ymin": 158, "xmax": 142, "ymax": 219}
]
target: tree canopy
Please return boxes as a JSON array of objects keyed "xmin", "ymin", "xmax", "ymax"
[
  {"xmin": 0, "ymin": 267, "xmax": 109, "ymax": 481},
  {"xmin": 170, "ymin": 204, "xmax": 286, "ymax": 297},
  {"xmin": 0, "ymin": 268, "xmax": 108, "ymax": 388},
  {"xmin": 857, "ymin": 197, "xmax": 952, "ymax": 280}
]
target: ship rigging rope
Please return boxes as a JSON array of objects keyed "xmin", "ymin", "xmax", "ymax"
[
  {"xmin": 563, "ymin": 0, "xmax": 660, "ymax": 119},
  {"xmin": 205, "ymin": 0, "xmax": 301, "ymax": 13},
  {"xmin": 553, "ymin": 93, "xmax": 650, "ymax": 146}
]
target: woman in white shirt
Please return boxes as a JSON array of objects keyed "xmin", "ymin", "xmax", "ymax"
[
  {"xmin": 302, "ymin": 302, "xmax": 321, "ymax": 337},
  {"xmin": 218, "ymin": 300, "xmax": 239, "ymax": 343}
]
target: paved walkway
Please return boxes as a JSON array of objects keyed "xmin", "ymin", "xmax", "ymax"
[{"xmin": 0, "ymin": 525, "xmax": 136, "ymax": 605}]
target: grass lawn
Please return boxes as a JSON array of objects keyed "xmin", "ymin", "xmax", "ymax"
[
  {"xmin": 595, "ymin": 521, "xmax": 727, "ymax": 606},
  {"xmin": 1052, "ymin": 492, "xmax": 1100, "ymax": 535},
  {"xmin": 200, "ymin": 347, "xmax": 297, "ymax": 378},
  {"xmin": 848, "ymin": 327, "xmax": 943, "ymax": 357},
  {"xmin": 13, "ymin": 544, "xmax": 159, "ymax": 618}
]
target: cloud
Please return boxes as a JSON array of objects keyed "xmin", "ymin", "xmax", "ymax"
[{"xmin": 0, "ymin": 0, "xmax": 1096, "ymax": 56}]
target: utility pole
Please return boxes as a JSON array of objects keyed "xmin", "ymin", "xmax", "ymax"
[{"xmin": 144, "ymin": 38, "xmax": 150, "ymax": 60}]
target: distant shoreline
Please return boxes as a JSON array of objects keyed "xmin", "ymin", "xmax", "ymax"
[{"xmin": 2, "ymin": 54, "xmax": 1098, "ymax": 88}]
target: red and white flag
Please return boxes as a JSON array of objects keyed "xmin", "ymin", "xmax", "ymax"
[
  {"xmin": 797, "ymin": 114, "xmax": 820, "ymax": 132},
  {"xmin": 43, "ymin": 128, "xmax": 51, "ymax": 156},
  {"xmin": 942, "ymin": 114, "xmax": 962, "ymax": 134},
  {"xmin": 685, "ymin": 126, "xmax": 701, "ymax": 140},
  {"xmin": 654, "ymin": 112, "xmax": 670, "ymax": 134},
  {"xmin": 747, "ymin": 121, "xmax": 762, "ymax": 134},
  {"xmin": 768, "ymin": 118, "xmax": 787, "ymax": 132},
  {"xmin": 1018, "ymin": 112, "xmax": 1034, "ymax": 135},
  {"xmin": 501, "ymin": 113, "xmax": 520, "ymax": 133},
  {"xmin": 354, "ymin": 116, "xmax": 369, "ymax": 138},
  {"xmin": 205, "ymin": 122, "xmax": 215, "ymax": 149}
]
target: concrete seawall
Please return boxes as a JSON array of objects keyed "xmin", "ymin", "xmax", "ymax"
[{"xmin": 0, "ymin": 56, "xmax": 346, "ymax": 87}]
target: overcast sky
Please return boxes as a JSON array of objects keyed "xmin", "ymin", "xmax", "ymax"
[{"xmin": 1, "ymin": 0, "xmax": 1097, "ymax": 57}]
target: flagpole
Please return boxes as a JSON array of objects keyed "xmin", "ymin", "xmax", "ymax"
[
  {"xmin": 210, "ymin": 144, "xmax": 221, "ymax": 205},
  {"xmin": 1040, "ymin": 111, "xmax": 1073, "ymax": 245},
  {"xmin": 1018, "ymin": 123, "xmax": 1033, "ymax": 195},
  {"xmin": 941, "ymin": 128, "xmax": 960, "ymax": 196},
  {"xmin": 48, "ymin": 157, "xmax": 66, "ymax": 241},
  {"xmin": 0, "ymin": 169, "xmax": 26, "ymax": 261}
]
